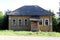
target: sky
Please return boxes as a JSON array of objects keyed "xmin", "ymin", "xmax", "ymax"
[{"xmin": 0, "ymin": 0, "xmax": 59, "ymax": 16}]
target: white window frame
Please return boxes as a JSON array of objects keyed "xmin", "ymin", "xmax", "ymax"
[
  {"xmin": 18, "ymin": 18, "xmax": 22, "ymax": 26},
  {"xmin": 44, "ymin": 18, "xmax": 49, "ymax": 26},
  {"xmin": 39, "ymin": 19, "xmax": 43, "ymax": 26},
  {"xmin": 12, "ymin": 19, "xmax": 16, "ymax": 26},
  {"xmin": 9, "ymin": 17, "xmax": 11, "ymax": 21},
  {"xmin": 24, "ymin": 19, "xmax": 28, "ymax": 26}
]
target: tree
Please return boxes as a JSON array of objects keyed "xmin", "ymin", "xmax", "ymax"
[
  {"xmin": 0, "ymin": 11, "xmax": 4, "ymax": 29},
  {"xmin": 52, "ymin": 15, "xmax": 60, "ymax": 32},
  {"xmin": 57, "ymin": 22, "xmax": 60, "ymax": 32},
  {"xmin": 3, "ymin": 15, "xmax": 8, "ymax": 29},
  {"xmin": 2, "ymin": 10, "xmax": 10, "ymax": 29},
  {"xmin": 52, "ymin": 16, "xmax": 57, "ymax": 31},
  {"xmin": 0, "ymin": 11, "xmax": 8, "ymax": 30},
  {"xmin": 48, "ymin": 9, "xmax": 58, "ymax": 32}
]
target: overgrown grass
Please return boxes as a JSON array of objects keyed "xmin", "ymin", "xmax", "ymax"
[{"xmin": 0, "ymin": 30, "xmax": 60, "ymax": 37}]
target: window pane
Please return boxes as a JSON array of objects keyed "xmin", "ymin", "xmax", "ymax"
[
  {"xmin": 13, "ymin": 20, "xmax": 16, "ymax": 26},
  {"xmin": 25, "ymin": 19, "xmax": 28, "ymax": 26},
  {"xmin": 39, "ymin": 20, "xmax": 42, "ymax": 25},
  {"xmin": 45, "ymin": 20, "xmax": 48, "ymax": 25},
  {"xmin": 19, "ymin": 19, "xmax": 21, "ymax": 26}
]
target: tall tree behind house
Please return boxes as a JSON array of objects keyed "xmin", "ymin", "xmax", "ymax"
[{"xmin": 57, "ymin": 2, "xmax": 60, "ymax": 23}]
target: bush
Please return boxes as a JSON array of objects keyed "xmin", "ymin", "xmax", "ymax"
[{"xmin": 57, "ymin": 22, "xmax": 60, "ymax": 32}]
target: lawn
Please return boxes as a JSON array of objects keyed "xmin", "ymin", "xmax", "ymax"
[{"xmin": 0, "ymin": 30, "xmax": 60, "ymax": 37}]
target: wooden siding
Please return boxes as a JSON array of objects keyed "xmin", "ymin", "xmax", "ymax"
[
  {"xmin": 38, "ymin": 16, "xmax": 52, "ymax": 31},
  {"xmin": 8, "ymin": 15, "xmax": 52, "ymax": 31},
  {"xmin": 8, "ymin": 16, "xmax": 31, "ymax": 31}
]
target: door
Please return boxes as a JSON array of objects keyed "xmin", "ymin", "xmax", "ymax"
[{"xmin": 31, "ymin": 21, "xmax": 38, "ymax": 31}]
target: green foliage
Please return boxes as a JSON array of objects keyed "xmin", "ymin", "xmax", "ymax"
[
  {"xmin": 0, "ymin": 11, "xmax": 8, "ymax": 30},
  {"xmin": 0, "ymin": 11, "xmax": 3, "ymax": 16},
  {"xmin": 0, "ymin": 30, "xmax": 60, "ymax": 36},
  {"xmin": 3, "ymin": 15, "xmax": 8, "ymax": 29},
  {"xmin": 52, "ymin": 15, "xmax": 57, "ymax": 31},
  {"xmin": 52, "ymin": 15, "xmax": 60, "ymax": 32},
  {"xmin": 0, "ymin": 11, "xmax": 3, "ymax": 19},
  {"xmin": 0, "ymin": 11, "xmax": 4, "ymax": 29},
  {"xmin": 57, "ymin": 22, "xmax": 60, "ymax": 32},
  {"xmin": 57, "ymin": 22, "xmax": 60, "ymax": 26}
]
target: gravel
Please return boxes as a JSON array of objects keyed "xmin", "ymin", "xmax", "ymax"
[{"xmin": 0, "ymin": 36, "xmax": 60, "ymax": 40}]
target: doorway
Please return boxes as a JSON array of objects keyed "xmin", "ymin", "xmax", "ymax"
[{"xmin": 31, "ymin": 21, "xmax": 38, "ymax": 31}]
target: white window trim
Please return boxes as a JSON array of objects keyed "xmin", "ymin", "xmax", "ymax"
[
  {"xmin": 44, "ymin": 18, "xmax": 49, "ymax": 26},
  {"xmin": 12, "ymin": 19, "xmax": 16, "ymax": 26},
  {"xmin": 39, "ymin": 19, "xmax": 43, "ymax": 26},
  {"xmin": 24, "ymin": 19, "xmax": 28, "ymax": 26},
  {"xmin": 9, "ymin": 17, "xmax": 11, "ymax": 21},
  {"xmin": 18, "ymin": 18, "xmax": 22, "ymax": 26}
]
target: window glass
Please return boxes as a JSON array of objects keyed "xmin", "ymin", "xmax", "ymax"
[
  {"xmin": 18, "ymin": 19, "xmax": 22, "ymax": 26},
  {"xmin": 12, "ymin": 19, "xmax": 16, "ymax": 26},
  {"xmin": 25, "ymin": 19, "xmax": 28, "ymax": 26},
  {"xmin": 39, "ymin": 19, "xmax": 42, "ymax": 25},
  {"xmin": 45, "ymin": 19, "xmax": 49, "ymax": 26}
]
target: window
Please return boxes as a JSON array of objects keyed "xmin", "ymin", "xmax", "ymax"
[
  {"xmin": 45, "ymin": 20, "xmax": 48, "ymax": 25},
  {"xmin": 39, "ymin": 19, "xmax": 43, "ymax": 25},
  {"xmin": 24, "ymin": 19, "xmax": 28, "ymax": 26},
  {"xmin": 44, "ymin": 18, "xmax": 49, "ymax": 26},
  {"xmin": 12, "ymin": 19, "xmax": 16, "ymax": 26},
  {"xmin": 18, "ymin": 19, "xmax": 22, "ymax": 26}
]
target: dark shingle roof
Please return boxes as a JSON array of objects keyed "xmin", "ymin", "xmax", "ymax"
[{"xmin": 7, "ymin": 5, "xmax": 54, "ymax": 16}]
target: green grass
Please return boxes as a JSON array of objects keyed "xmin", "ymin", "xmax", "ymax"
[{"xmin": 0, "ymin": 30, "xmax": 60, "ymax": 37}]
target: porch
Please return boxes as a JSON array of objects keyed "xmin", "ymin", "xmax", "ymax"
[{"xmin": 30, "ymin": 18, "xmax": 40, "ymax": 31}]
